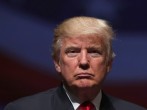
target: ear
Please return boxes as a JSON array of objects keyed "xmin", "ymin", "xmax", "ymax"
[
  {"xmin": 54, "ymin": 60, "xmax": 61, "ymax": 73},
  {"xmin": 107, "ymin": 59, "xmax": 113, "ymax": 73}
]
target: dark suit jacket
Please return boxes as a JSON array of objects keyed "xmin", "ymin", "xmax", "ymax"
[{"xmin": 4, "ymin": 86, "xmax": 146, "ymax": 110}]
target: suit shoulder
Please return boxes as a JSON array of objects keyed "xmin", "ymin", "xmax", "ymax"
[
  {"xmin": 4, "ymin": 87, "xmax": 58, "ymax": 110},
  {"xmin": 107, "ymin": 95, "xmax": 147, "ymax": 110},
  {"xmin": 15, "ymin": 87, "xmax": 58, "ymax": 102}
]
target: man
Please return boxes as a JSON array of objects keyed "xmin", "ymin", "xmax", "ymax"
[{"xmin": 4, "ymin": 16, "xmax": 146, "ymax": 110}]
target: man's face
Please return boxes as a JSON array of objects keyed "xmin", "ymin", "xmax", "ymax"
[{"xmin": 54, "ymin": 35, "xmax": 111, "ymax": 89}]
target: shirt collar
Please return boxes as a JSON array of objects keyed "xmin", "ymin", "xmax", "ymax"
[{"xmin": 63, "ymin": 85, "xmax": 102, "ymax": 110}]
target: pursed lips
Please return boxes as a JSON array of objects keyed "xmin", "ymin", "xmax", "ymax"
[{"xmin": 74, "ymin": 73, "xmax": 94, "ymax": 79}]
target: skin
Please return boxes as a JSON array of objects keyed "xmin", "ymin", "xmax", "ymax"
[{"xmin": 54, "ymin": 34, "xmax": 112, "ymax": 101}]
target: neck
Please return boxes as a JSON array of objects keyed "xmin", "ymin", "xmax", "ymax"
[{"xmin": 64, "ymin": 85, "xmax": 100, "ymax": 102}]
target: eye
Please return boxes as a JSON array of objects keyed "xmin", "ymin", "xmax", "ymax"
[
  {"xmin": 88, "ymin": 48, "xmax": 102, "ymax": 57},
  {"xmin": 65, "ymin": 48, "xmax": 80, "ymax": 57}
]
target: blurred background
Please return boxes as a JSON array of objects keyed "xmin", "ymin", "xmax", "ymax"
[{"xmin": 0, "ymin": 0, "xmax": 147, "ymax": 109}]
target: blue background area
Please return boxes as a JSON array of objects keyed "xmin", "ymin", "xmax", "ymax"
[
  {"xmin": 1, "ymin": 0, "xmax": 147, "ymax": 109},
  {"xmin": 1, "ymin": 0, "xmax": 147, "ymax": 83}
]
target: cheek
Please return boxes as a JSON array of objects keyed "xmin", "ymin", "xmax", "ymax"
[
  {"xmin": 60, "ymin": 58, "xmax": 78, "ymax": 74},
  {"xmin": 92, "ymin": 60, "xmax": 108, "ymax": 76},
  {"xmin": 92, "ymin": 58, "xmax": 106, "ymax": 68},
  {"xmin": 59, "ymin": 59, "xmax": 78, "ymax": 84}
]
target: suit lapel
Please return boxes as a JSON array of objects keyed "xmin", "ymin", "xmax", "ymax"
[
  {"xmin": 53, "ymin": 86, "xmax": 74, "ymax": 110},
  {"xmin": 100, "ymin": 92, "xmax": 115, "ymax": 110}
]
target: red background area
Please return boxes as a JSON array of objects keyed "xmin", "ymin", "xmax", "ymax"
[{"xmin": 0, "ymin": 52, "xmax": 147, "ymax": 108}]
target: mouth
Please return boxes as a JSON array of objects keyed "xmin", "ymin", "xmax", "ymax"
[{"xmin": 74, "ymin": 73, "xmax": 94, "ymax": 79}]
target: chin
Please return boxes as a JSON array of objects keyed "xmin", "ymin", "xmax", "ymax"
[{"xmin": 74, "ymin": 79, "xmax": 95, "ymax": 88}]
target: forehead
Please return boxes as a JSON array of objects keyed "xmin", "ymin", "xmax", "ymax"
[{"xmin": 61, "ymin": 35, "xmax": 105, "ymax": 48}]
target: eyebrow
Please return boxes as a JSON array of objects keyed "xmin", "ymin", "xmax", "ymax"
[
  {"xmin": 86, "ymin": 45, "xmax": 102, "ymax": 49},
  {"xmin": 64, "ymin": 46, "xmax": 80, "ymax": 51},
  {"xmin": 64, "ymin": 45, "xmax": 102, "ymax": 50}
]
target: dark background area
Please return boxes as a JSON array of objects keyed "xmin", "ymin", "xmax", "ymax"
[{"xmin": 0, "ymin": 0, "xmax": 147, "ymax": 109}]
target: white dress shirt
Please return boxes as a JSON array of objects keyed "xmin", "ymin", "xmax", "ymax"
[{"xmin": 63, "ymin": 85, "xmax": 102, "ymax": 110}]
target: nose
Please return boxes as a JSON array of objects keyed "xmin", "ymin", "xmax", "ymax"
[{"xmin": 79, "ymin": 51, "xmax": 89, "ymax": 70}]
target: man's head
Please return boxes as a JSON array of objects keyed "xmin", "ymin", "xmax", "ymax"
[
  {"xmin": 52, "ymin": 16, "xmax": 115, "ymax": 63},
  {"xmin": 52, "ymin": 16, "xmax": 115, "ymax": 95}
]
